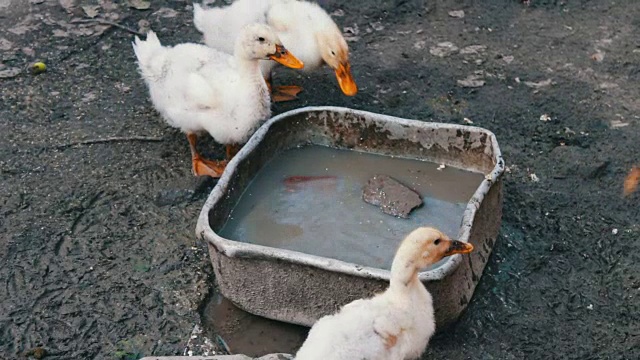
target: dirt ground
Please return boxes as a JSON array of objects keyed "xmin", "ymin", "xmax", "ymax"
[{"xmin": 1, "ymin": 0, "xmax": 639, "ymax": 359}]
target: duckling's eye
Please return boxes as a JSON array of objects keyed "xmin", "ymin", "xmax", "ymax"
[
  {"xmin": 331, "ymin": 50, "xmax": 336, "ymax": 56},
  {"xmin": 258, "ymin": 37, "xmax": 265, "ymax": 42},
  {"xmin": 434, "ymin": 239, "xmax": 441, "ymax": 245}
]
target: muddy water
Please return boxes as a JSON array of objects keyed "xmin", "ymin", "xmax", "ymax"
[
  {"xmin": 201, "ymin": 290, "xmax": 308, "ymax": 357},
  {"xmin": 220, "ymin": 145, "xmax": 484, "ymax": 270}
]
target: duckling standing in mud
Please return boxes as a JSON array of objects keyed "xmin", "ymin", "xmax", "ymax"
[
  {"xmin": 132, "ymin": 24, "xmax": 303, "ymax": 178},
  {"xmin": 295, "ymin": 227, "xmax": 474, "ymax": 360},
  {"xmin": 193, "ymin": 0, "xmax": 357, "ymax": 102}
]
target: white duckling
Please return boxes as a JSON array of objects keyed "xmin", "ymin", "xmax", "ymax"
[
  {"xmin": 132, "ymin": 24, "xmax": 303, "ymax": 178},
  {"xmin": 294, "ymin": 227, "xmax": 474, "ymax": 360},
  {"xmin": 193, "ymin": 0, "xmax": 357, "ymax": 102}
]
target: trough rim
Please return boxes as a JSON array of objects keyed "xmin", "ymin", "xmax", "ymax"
[{"xmin": 196, "ymin": 106, "xmax": 504, "ymax": 282}]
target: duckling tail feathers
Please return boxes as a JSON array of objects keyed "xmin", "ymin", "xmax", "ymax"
[{"xmin": 132, "ymin": 31, "xmax": 164, "ymax": 81}]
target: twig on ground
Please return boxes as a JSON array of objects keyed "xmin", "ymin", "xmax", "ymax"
[
  {"xmin": 70, "ymin": 18, "xmax": 144, "ymax": 37},
  {"xmin": 55, "ymin": 136, "xmax": 164, "ymax": 150}
]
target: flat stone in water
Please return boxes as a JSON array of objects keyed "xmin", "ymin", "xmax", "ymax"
[{"xmin": 362, "ymin": 174, "xmax": 423, "ymax": 218}]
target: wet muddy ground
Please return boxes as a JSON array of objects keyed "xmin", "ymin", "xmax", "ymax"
[{"xmin": 1, "ymin": 0, "xmax": 639, "ymax": 359}]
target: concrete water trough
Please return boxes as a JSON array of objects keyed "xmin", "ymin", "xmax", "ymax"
[{"xmin": 196, "ymin": 106, "xmax": 505, "ymax": 329}]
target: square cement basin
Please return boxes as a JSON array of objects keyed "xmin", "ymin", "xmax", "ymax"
[{"xmin": 196, "ymin": 106, "xmax": 505, "ymax": 329}]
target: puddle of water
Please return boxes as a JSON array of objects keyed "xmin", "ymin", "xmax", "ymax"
[
  {"xmin": 201, "ymin": 290, "xmax": 308, "ymax": 357},
  {"xmin": 220, "ymin": 145, "xmax": 484, "ymax": 270}
]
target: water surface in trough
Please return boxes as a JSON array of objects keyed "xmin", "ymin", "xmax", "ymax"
[{"xmin": 220, "ymin": 145, "xmax": 484, "ymax": 270}]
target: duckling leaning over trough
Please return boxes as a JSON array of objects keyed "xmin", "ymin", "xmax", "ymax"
[
  {"xmin": 295, "ymin": 227, "xmax": 474, "ymax": 360},
  {"xmin": 193, "ymin": 0, "xmax": 358, "ymax": 102},
  {"xmin": 132, "ymin": 24, "xmax": 303, "ymax": 178}
]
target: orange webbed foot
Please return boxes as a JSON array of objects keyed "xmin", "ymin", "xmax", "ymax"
[
  {"xmin": 192, "ymin": 157, "xmax": 228, "ymax": 178},
  {"xmin": 271, "ymin": 85, "xmax": 303, "ymax": 102}
]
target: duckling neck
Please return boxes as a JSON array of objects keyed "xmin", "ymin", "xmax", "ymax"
[
  {"xmin": 389, "ymin": 259, "xmax": 420, "ymax": 293},
  {"xmin": 235, "ymin": 57, "xmax": 262, "ymax": 76}
]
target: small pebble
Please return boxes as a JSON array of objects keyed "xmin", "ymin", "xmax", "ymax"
[{"xmin": 448, "ymin": 10, "xmax": 465, "ymax": 18}]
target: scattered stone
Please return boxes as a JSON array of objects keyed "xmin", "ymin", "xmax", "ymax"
[
  {"xmin": 370, "ymin": 22, "xmax": 384, "ymax": 31},
  {"xmin": 530, "ymin": 173, "xmax": 540, "ymax": 182},
  {"xmin": 362, "ymin": 175, "xmax": 423, "ymax": 218},
  {"xmin": 598, "ymin": 82, "xmax": 618, "ymax": 90},
  {"xmin": 153, "ymin": 8, "xmax": 179, "ymax": 18},
  {"xmin": 59, "ymin": 0, "xmax": 77, "ymax": 13},
  {"xmin": 463, "ymin": 117, "xmax": 474, "ymax": 124},
  {"xmin": 591, "ymin": 50, "xmax": 605, "ymax": 62},
  {"xmin": 82, "ymin": 92, "xmax": 97, "ymax": 102},
  {"xmin": 138, "ymin": 19, "xmax": 151, "ymax": 34},
  {"xmin": 53, "ymin": 29, "xmax": 69, "ymax": 37},
  {"xmin": 330, "ymin": 9, "xmax": 345, "ymax": 17},
  {"xmin": 0, "ymin": 67, "xmax": 21, "ymax": 79},
  {"xmin": 524, "ymin": 78, "xmax": 553, "ymax": 89},
  {"xmin": 115, "ymin": 83, "xmax": 132, "ymax": 93},
  {"xmin": 69, "ymin": 25, "xmax": 96, "ymax": 36},
  {"xmin": 8, "ymin": 24, "xmax": 34, "ymax": 35},
  {"xmin": 128, "ymin": 0, "xmax": 151, "ymax": 10},
  {"xmin": 540, "ymin": 114, "xmax": 552, "ymax": 122},
  {"xmin": 448, "ymin": 10, "xmax": 465, "ymax": 18},
  {"xmin": 82, "ymin": 5, "xmax": 100, "ymax": 18},
  {"xmin": 595, "ymin": 38, "xmax": 613, "ymax": 47},
  {"xmin": 105, "ymin": 11, "xmax": 120, "ymax": 21},
  {"xmin": 0, "ymin": 38, "xmax": 13, "ymax": 51},
  {"xmin": 457, "ymin": 74, "xmax": 485, "ymax": 88},
  {"xmin": 610, "ymin": 120, "xmax": 629, "ymax": 128},
  {"xmin": 22, "ymin": 47, "xmax": 36, "ymax": 56},
  {"xmin": 503, "ymin": 55, "xmax": 515, "ymax": 64},
  {"xmin": 429, "ymin": 42, "xmax": 459, "ymax": 57},
  {"xmin": 343, "ymin": 24, "xmax": 360, "ymax": 42},
  {"xmin": 437, "ymin": 164, "xmax": 446, "ymax": 171},
  {"xmin": 460, "ymin": 45, "xmax": 486, "ymax": 55},
  {"xmin": 413, "ymin": 40, "xmax": 426, "ymax": 50}
]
